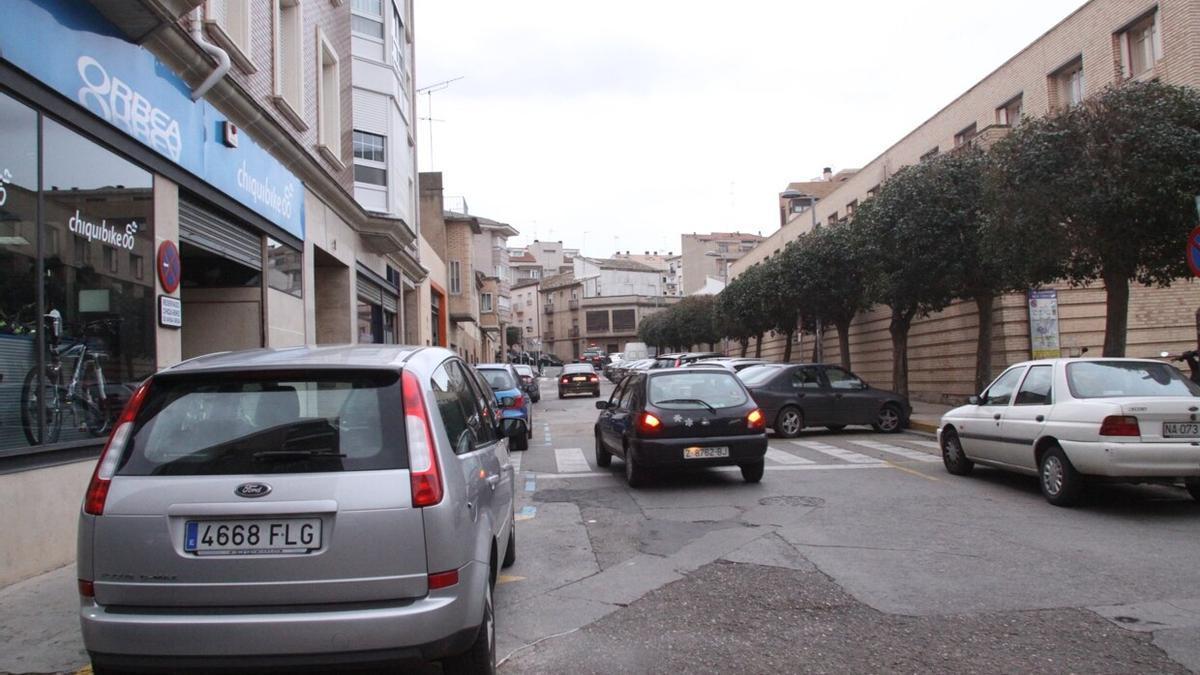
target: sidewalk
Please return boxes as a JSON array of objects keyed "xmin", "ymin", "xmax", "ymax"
[
  {"xmin": 908, "ymin": 400, "xmax": 952, "ymax": 435},
  {"xmin": 0, "ymin": 564, "xmax": 87, "ymax": 675}
]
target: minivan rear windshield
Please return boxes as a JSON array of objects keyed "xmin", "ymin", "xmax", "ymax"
[
  {"xmin": 649, "ymin": 371, "xmax": 748, "ymax": 410},
  {"xmin": 118, "ymin": 371, "xmax": 406, "ymax": 476},
  {"xmin": 1066, "ymin": 361, "xmax": 1200, "ymax": 399}
]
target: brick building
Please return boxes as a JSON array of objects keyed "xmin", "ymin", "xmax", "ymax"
[
  {"xmin": 731, "ymin": 0, "xmax": 1200, "ymax": 404},
  {"xmin": 681, "ymin": 232, "xmax": 765, "ymax": 295}
]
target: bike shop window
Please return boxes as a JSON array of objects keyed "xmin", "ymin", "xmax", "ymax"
[
  {"xmin": 0, "ymin": 91, "xmax": 40, "ymax": 453},
  {"xmin": 0, "ymin": 106, "xmax": 155, "ymax": 453}
]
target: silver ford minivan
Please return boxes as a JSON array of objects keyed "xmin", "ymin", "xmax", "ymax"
[{"xmin": 77, "ymin": 346, "xmax": 522, "ymax": 673}]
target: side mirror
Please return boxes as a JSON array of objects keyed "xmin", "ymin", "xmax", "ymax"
[
  {"xmin": 499, "ymin": 396, "xmax": 516, "ymax": 408},
  {"xmin": 967, "ymin": 395, "xmax": 981, "ymax": 405},
  {"xmin": 595, "ymin": 400, "xmax": 610, "ymax": 410},
  {"xmin": 501, "ymin": 418, "xmax": 527, "ymax": 440}
]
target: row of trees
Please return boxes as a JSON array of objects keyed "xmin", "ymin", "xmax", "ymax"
[{"xmin": 640, "ymin": 81, "xmax": 1200, "ymax": 397}]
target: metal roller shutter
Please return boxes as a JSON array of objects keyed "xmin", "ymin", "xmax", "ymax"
[
  {"xmin": 179, "ymin": 197, "xmax": 262, "ymax": 269},
  {"xmin": 382, "ymin": 291, "xmax": 397, "ymax": 313},
  {"xmin": 357, "ymin": 276, "xmax": 383, "ymax": 305}
]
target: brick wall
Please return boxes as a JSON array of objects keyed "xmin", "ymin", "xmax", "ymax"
[{"xmin": 725, "ymin": 0, "xmax": 1200, "ymax": 402}]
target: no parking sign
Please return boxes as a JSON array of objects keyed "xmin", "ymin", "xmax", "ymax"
[{"xmin": 157, "ymin": 240, "xmax": 181, "ymax": 293}]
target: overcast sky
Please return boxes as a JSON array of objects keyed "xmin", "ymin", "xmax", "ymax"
[{"xmin": 414, "ymin": 0, "xmax": 1084, "ymax": 258}]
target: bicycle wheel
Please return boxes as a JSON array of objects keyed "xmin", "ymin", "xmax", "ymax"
[
  {"xmin": 80, "ymin": 360, "xmax": 112, "ymax": 437},
  {"xmin": 20, "ymin": 366, "xmax": 64, "ymax": 445}
]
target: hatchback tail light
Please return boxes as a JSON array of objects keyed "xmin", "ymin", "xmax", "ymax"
[
  {"xmin": 1099, "ymin": 415, "xmax": 1140, "ymax": 437},
  {"xmin": 508, "ymin": 394, "xmax": 526, "ymax": 409},
  {"xmin": 637, "ymin": 412, "xmax": 663, "ymax": 434},
  {"xmin": 403, "ymin": 370, "xmax": 443, "ymax": 507},
  {"xmin": 84, "ymin": 378, "xmax": 152, "ymax": 516},
  {"xmin": 588, "ymin": 375, "xmax": 599, "ymax": 383},
  {"xmin": 78, "ymin": 579, "xmax": 95, "ymax": 599},
  {"xmin": 747, "ymin": 408, "xmax": 766, "ymax": 431},
  {"xmin": 561, "ymin": 376, "xmax": 570, "ymax": 384}
]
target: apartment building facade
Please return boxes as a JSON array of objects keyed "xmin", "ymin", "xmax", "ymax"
[
  {"xmin": 474, "ymin": 217, "xmax": 518, "ymax": 360},
  {"xmin": 0, "ymin": 0, "xmax": 425, "ymax": 585},
  {"xmin": 731, "ymin": 0, "xmax": 1200, "ymax": 404},
  {"xmin": 681, "ymin": 232, "xmax": 764, "ymax": 295},
  {"xmin": 511, "ymin": 279, "xmax": 542, "ymax": 349}
]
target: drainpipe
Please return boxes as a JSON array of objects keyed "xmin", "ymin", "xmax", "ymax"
[{"xmin": 189, "ymin": 7, "xmax": 230, "ymax": 101}]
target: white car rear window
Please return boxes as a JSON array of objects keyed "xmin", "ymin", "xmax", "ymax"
[{"xmin": 1066, "ymin": 361, "xmax": 1200, "ymax": 399}]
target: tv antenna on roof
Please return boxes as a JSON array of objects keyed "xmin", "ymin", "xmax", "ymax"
[{"xmin": 416, "ymin": 76, "xmax": 464, "ymax": 170}]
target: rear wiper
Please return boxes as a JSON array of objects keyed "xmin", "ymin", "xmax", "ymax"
[
  {"xmin": 656, "ymin": 398, "xmax": 717, "ymax": 414},
  {"xmin": 253, "ymin": 449, "xmax": 346, "ymax": 459}
]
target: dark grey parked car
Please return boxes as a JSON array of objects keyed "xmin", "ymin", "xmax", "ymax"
[
  {"xmin": 737, "ymin": 363, "xmax": 911, "ymax": 437},
  {"xmin": 77, "ymin": 346, "xmax": 524, "ymax": 673}
]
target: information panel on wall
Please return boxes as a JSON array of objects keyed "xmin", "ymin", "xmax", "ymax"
[{"xmin": 1027, "ymin": 289, "xmax": 1061, "ymax": 359}]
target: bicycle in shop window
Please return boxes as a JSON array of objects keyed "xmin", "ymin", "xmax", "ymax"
[{"xmin": 20, "ymin": 311, "xmax": 119, "ymax": 445}]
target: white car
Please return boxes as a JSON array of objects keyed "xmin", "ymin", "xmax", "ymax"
[{"xmin": 937, "ymin": 358, "xmax": 1200, "ymax": 506}]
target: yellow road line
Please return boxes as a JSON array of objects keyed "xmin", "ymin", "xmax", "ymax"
[
  {"xmin": 497, "ymin": 574, "xmax": 526, "ymax": 585},
  {"xmin": 885, "ymin": 461, "xmax": 941, "ymax": 482}
]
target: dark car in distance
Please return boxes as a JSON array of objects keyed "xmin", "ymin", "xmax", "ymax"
[
  {"xmin": 558, "ymin": 363, "xmax": 601, "ymax": 398},
  {"xmin": 514, "ymin": 364, "xmax": 541, "ymax": 403},
  {"xmin": 594, "ymin": 368, "xmax": 768, "ymax": 487},
  {"xmin": 737, "ymin": 363, "xmax": 911, "ymax": 437}
]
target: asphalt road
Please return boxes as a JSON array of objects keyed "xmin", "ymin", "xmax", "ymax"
[{"xmin": 496, "ymin": 371, "xmax": 1200, "ymax": 673}]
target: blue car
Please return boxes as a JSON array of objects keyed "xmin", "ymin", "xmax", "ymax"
[{"xmin": 476, "ymin": 364, "xmax": 533, "ymax": 451}]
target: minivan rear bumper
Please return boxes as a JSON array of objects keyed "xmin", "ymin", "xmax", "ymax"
[{"xmin": 82, "ymin": 560, "xmax": 488, "ymax": 667}]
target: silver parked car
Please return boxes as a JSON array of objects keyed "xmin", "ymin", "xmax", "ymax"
[{"xmin": 77, "ymin": 346, "xmax": 523, "ymax": 673}]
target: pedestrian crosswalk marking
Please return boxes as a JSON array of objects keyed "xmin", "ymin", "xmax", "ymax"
[
  {"xmin": 554, "ymin": 447, "xmax": 591, "ymax": 473},
  {"xmin": 848, "ymin": 440, "xmax": 940, "ymax": 463},
  {"xmin": 789, "ymin": 440, "xmax": 881, "ymax": 464},
  {"xmin": 766, "ymin": 448, "xmax": 815, "ymax": 465},
  {"xmin": 903, "ymin": 439, "xmax": 941, "ymax": 450}
]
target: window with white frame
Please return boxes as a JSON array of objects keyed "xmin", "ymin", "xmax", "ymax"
[
  {"xmin": 1051, "ymin": 57, "xmax": 1084, "ymax": 110},
  {"xmin": 481, "ymin": 293, "xmax": 493, "ymax": 312},
  {"xmin": 1119, "ymin": 10, "xmax": 1161, "ymax": 79},
  {"xmin": 353, "ymin": 131, "xmax": 386, "ymax": 186},
  {"xmin": 352, "ymin": 0, "xmax": 384, "ymax": 39},
  {"xmin": 207, "ymin": 0, "xmax": 251, "ymax": 58},
  {"xmin": 273, "ymin": 0, "xmax": 303, "ymax": 115},
  {"xmin": 316, "ymin": 31, "xmax": 341, "ymax": 160},
  {"xmin": 449, "ymin": 260, "xmax": 462, "ymax": 294},
  {"xmin": 996, "ymin": 95, "xmax": 1023, "ymax": 126},
  {"xmin": 391, "ymin": 5, "xmax": 406, "ymax": 71}
]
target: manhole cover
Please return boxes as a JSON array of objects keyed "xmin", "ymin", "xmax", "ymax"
[{"xmin": 758, "ymin": 496, "xmax": 825, "ymax": 507}]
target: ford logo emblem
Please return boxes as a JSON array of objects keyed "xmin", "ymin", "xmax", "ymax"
[{"xmin": 235, "ymin": 483, "xmax": 272, "ymax": 498}]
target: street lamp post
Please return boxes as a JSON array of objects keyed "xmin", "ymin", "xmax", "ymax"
[{"xmin": 779, "ymin": 190, "xmax": 822, "ymax": 362}]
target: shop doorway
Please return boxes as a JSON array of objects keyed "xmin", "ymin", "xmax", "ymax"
[
  {"xmin": 314, "ymin": 246, "xmax": 351, "ymax": 344},
  {"xmin": 179, "ymin": 243, "xmax": 263, "ymax": 359}
]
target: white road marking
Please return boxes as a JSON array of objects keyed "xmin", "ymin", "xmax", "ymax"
[
  {"xmin": 789, "ymin": 440, "xmax": 880, "ymax": 464},
  {"xmin": 903, "ymin": 439, "xmax": 941, "ymax": 450},
  {"xmin": 848, "ymin": 440, "xmax": 940, "ymax": 463},
  {"xmin": 510, "ymin": 451, "xmax": 522, "ymax": 475},
  {"xmin": 535, "ymin": 463, "xmax": 891, "ymax": 480},
  {"xmin": 554, "ymin": 447, "xmax": 591, "ymax": 473},
  {"xmin": 765, "ymin": 448, "xmax": 816, "ymax": 465}
]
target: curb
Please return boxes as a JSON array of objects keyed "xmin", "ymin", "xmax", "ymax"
[{"xmin": 908, "ymin": 419, "xmax": 940, "ymax": 435}]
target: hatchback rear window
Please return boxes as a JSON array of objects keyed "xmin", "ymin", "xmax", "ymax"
[
  {"xmin": 118, "ymin": 371, "xmax": 405, "ymax": 476},
  {"xmin": 479, "ymin": 369, "xmax": 516, "ymax": 390},
  {"xmin": 1066, "ymin": 361, "xmax": 1200, "ymax": 399},
  {"xmin": 649, "ymin": 371, "xmax": 749, "ymax": 410}
]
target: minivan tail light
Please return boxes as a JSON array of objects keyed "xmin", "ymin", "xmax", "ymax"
[
  {"xmin": 637, "ymin": 412, "xmax": 662, "ymax": 434},
  {"xmin": 403, "ymin": 370, "xmax": 443, "ymax": 507},
  {"xmin": 1099, "ymin": 415, "xmax": 1140, "ymax": 437},
  {"xmin": 78, "ymin": 579, "xmax": 95, "ymax": 598},
  {"xmin": 747, "ymin": 408, "xmax": 766, "ymax": 430},
  {"xmin": 84, "ymin": 378, "xmax": 152, "ymax": 516}
]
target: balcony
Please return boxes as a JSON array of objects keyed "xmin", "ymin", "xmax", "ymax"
[
  {"xmin": 542, "ymin": 332, "xmax": 555, "ymax": 343},
  {"xmin": 568, "ymin": 299, "xmax": 580, "ymax": 310},
  {"xmin": 544, "ymin": 304, "xmax": 555, "ymax": 315},
  {"xmin": 569, "ymin": 327, "xmax": 580, "ymax": 338}
]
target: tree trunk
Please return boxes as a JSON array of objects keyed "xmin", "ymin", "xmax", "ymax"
[
  {"xmin": 754, "ymin": 333, "xmax": 763, "ymax": 358},
  {"xmin": 810, "ymin": 331, "xmax": 819, "ymax": 363},
  {"xmin": 835, "ymin": 318, "xmax": 852, "ymax": 370},
  {"xmin": 1102, "ymin": 273, "xmax": 1130, "ymax": 357},
  {"xmin": 889, "ymin": 308, "xmax": 915, "ymax": 398},
  {"xmin": 973, "ymin": 293, "xmax": 995, "ymax": 394},
  {"xmin": 739, "ymin": 337, "xmax": 749, "ymax": 357},
  {"xmin": 782, "ymin": 329, "xmax": 794, "ymax": 362}
]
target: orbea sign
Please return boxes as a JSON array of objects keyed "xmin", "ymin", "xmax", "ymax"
[
  {"xmin": 0, "ymin": 0, "xmax": 305, "ymax": 240},
  {"xmin": 68, "ymin": 210, "xmax": 141, "ymax": 251}
]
